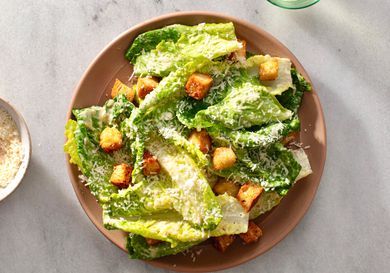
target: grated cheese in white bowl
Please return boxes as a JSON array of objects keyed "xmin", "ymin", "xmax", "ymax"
[{"xmin": 0, "ymin": 108, "xmax": 23, "ymax": 188}]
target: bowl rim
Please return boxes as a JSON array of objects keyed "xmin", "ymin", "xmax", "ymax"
[
  {"xmin": 0, "ymin": 97, "xmax": 32, "ymax": 202},
  {"xmin": 267, "ymin": 0, "xmax": 320, "ymax": 10},
  {"xmin": 65, "ymin": 11, "xmax": 327, "ymax": 272}
]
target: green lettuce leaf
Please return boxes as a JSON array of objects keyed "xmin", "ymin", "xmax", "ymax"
[
  {"xmin": 105, "ymin": 173, "xmax": 175, "ymax": 218},
  {"xmin": 130, "ymin": 59, "xmax": 208, "ymax": 127},
  {"xmin": 245, "ymin": 55, "xmax": 293, "ymax": 95},
  {"xmin": 212, "ymin": 143, "xmax": 301, "ymax": 196},
  {"xmin": 133, "ymin": 23, "xmax": 241, "ymax": 77},
  {"xmin": 64, "ymin": 119, "xmax": 83, "ymax": 171},
  {"xmin": 192, "ymin": 81, "xmax": 292, "ymax": 129},
  {"xmin": 291, "ymin": 148, "xmax": 312, "ymax": 182},
  {"xmin": 249, "ymin": 148, "xmax": 312, "ymax": 220},
  {"xmin": 73, "ymin": 122, "xmax": 117, "ymax": 202},
  {"xmin": 276, "ymin": 68, "xmax": 311, "ymax": 113},
  {"xmin": 64, "ymin": 95, "xmax": 135, "ymax": 203},
  {"xmin": 176, "ymin": 61, "xmax": 240, "ymax": 128},
  {"xmin": 125, "ymin": 25, "xmax": 186, "ymax": 63},
  {"xmin": 104, "ymin": 194, "xmax": 247, "ymax": 246},
  {"xmin": 146, "ymin": 135, "xmax": 221, "ymax": 229},
  {"xmin": 73, "ymin": 94, "xmax": 135, "ymax": 141},
  {"xmin": 157, "ymin": 126, "xmax": 209, "ymax": 169},
  {"xmin": 127, "ymin": 234, "xmax": 199, "ymax": 260},
  {"xmin": 208, "ymin": 118, "xmax": 300, "ymax": 148},
  {"xmin": 125, "ymin": 192, "xmax": 249, "ymax": 259},
  {"xmin": 103, "ymin": 131, "xmax": 217, "ymax": 228},
  {"xmin": 249, "ymin": 191, "xmax": 282, "ymax": 220}
]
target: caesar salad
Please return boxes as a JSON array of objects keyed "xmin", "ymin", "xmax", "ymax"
[{"xmin": 65, "ymin": 22, "xmax": 312, "ymax": 259}]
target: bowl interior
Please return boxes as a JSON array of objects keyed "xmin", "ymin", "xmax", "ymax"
[
  {"xmin": 66, "ymin": 12, "xmax": 326, "ymax": 272},
  {"xmin": 0, "ymin": 98, "xmax": 31, "ymax": 202}
]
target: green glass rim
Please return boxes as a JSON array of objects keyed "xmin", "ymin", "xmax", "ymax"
[{"xmin": 267, "ymin": 0, "xmax": 320, "ymax": 9}]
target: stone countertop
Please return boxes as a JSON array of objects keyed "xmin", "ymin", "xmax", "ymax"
[{"xmin": 0, "ymin": 1, "xmax": 389, "ymax": 272}]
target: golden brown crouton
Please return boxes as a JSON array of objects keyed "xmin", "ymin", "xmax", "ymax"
[
  {"xmin": 110, "ymin": 163, "xmax": 132, "ymax": 189},
  {"xmin": 239, "ymin": 221, "xmax": 263, "ymax": 244},
  {"xmin": 143, "ymin": 150, "xmax": 161, "ymax": 176},
  {"xmin": 212, "ymin": 147, "xmax": 237, "ymax": 171},
  {"xmin": 136, "ymin": 76, "xmax": 159, "ymax": 99},
  {"xmin": 185, "ymin": 73, "xmax": 213, "ymax": 100},
  {"xmin": 99, "ymin": 127, "xmax": 123, "ymax": 153},
  {"xmin": 259, "ymin": 58, "xmax": 279, "ymax": 81},
  {"xmin": 188, "ymin": 129, "xmax": 212, "ymax": 154},
  {"xmin": 213, "ymin": 235, "xmax": 236, "ymax": 253},
  {"xmin": 236, "ymin": 183, "xmax": 264, "ymax": 212},
  {"xmin": 281, "ymin": 131, "xmax": 299, "ymax": 146},
  {"xmin": 213, "ymin": 179, "xmax": 240, "ymax": 197},
  {"xmin": 111, "ymin": 79, "xmax": 135, "ymax": 102},
  {"xmin": 229, "ymin": 39, "xmax": 247, "ymax": 61},
  {"xmin": 145, "ymin": 238, "xmax": 162, "ymax": 246}
]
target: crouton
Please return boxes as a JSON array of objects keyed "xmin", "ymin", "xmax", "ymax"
[
  {"xmin": 143, "ymin": 150, "xmax": 161, "ymax": 176},
  {"xmin": 188, "ymin": 129, "xmax": 212, "ymax": 154},
  {"xmin": 229, "ymin": 39, "xmax": 247, "ymax": 61},
  {"xmin": 281, "ymin": 131, "xmax": 299, "ymax": 146},
  {"xmin": 99, "ymin": 127, "xmax": 122, "ymax": 153},
  {"xmin": 259, "ymin": 58, "xmax": 279, "ymax": 81},
  {"xmin": 185, "ymin": 73, "xmax": 213, "ymax": 100},
  {"xmin": 212, "ymin": 147, "xmax": 237, "ymax": 171},
  {"xmin": 111, "ymin": 79, "xmax": 135, "ymax": 102},
  {"xmin": 213, "ymin": 235, "xmax": 236, "ymax": 253},
  {"xmin": 145, "ymin": 238, "xmax": 162, "ymax": 246},
  {"xmin": 136, "ymin": 76, "xmax": 159, "ymax": 99},
  {"xmin": 239, "ymin": 221, "xmax": 263, "ymax": 244},
  {"xmin": 110, "ymin": 163, "xmax": 132, "ymax": 189},
  {"xmin": 213, "ymin": 179, "xmax": 240, "ymax": 197},
  {"xmin": 236, "ymin": 183, "xmax": 263, "ymax": 212}
]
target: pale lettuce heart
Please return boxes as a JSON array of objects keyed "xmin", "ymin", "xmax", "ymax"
[
  {"xmin": 246, "ymin": 55, "xmax": 293, "ymax": 95},
  {"xmin": 249, "ymin": 191, "xmax": 282, "ymax": 220},
  {"xmin": 291, "ymin": 148, "xmax": 313, "ymax": 182}
]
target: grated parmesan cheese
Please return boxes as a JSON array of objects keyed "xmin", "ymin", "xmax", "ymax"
[{"xmin": 0, "ymin": 108, "xmax": 23, "ymax": 187}]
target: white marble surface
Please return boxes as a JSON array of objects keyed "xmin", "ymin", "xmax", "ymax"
[{"xmin": 0, "ymin": 0, "xmax": 389, "ymax": 272}]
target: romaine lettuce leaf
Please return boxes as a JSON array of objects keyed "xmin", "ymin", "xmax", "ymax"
[
  {"xmin": 64, "ymin": 95, "xmax": 135, "ymax": 203},
  {"xmin": 105, "ymin": 173, "xmax": 175, "ymax": 218},
  {"xmin": 146, "ymin": 135, "xmax": 221, "ymax": 229},
  {"xmin": 125, "ymin": 193, "xmax": 249, "ymax": 260},
  {"xmin": 248, "ymin": 148, "xmax": 312, "ymax": 220},
  {"xmin": 131, "ymin": 59, "xmax": 208, "ymax": 127},
  {"xmin": 73, "ymin": 122, "xmax": 117, "ymax": 202},
  {"xmin": 103, "ymin": 128, "xmax": 216, "ymax": 227},
  {"xmin": 276, "ymin": 68, "xmax": 311, "ymax": 113},
  {"xmin": 133, "ymin": 23, "xmax": 241, "ymax": 77},
  {"xmin": 192, "ymin": 81, "xmax": 292, "ymax": 129},
  {"xmin": 64, "ymin": 119, "xmax": 83, "ymax": 171},
  {"xmin": 176, "ymin": 61, "xmax": 240, "ymax": 128},
  {"xmin": 157, "ymin": 126, "xmax": 209, "ymax": 169},
  {"xmin": 291, "ymin": 148, "xmax": 312, "ymax": 182},
  {"xmin": 212, "ymin": 143, "xmax": 301, "ymax": 196},
  {"xmin": 208, "ymin": 118, "xmax": 300, "ymax": 148},
  {"xmin": 104, "ymin": 194, "xmax": 247, "ymax": 246},
  {"xmin": 246, "ymin": 55, "xmax": 293, "ymax": 95},
  {"xmin": 208, "ymin": 193, "xmax": 248, "ymax": 236},
  {"xmin": 127, "ymin": 234, "xmax": 200, "ymax": 260},
  {"xmin": 125, "ymin": 25, "xmax": 186, "ymax": 63},
  {"xmin": 249, "ymin": 191, "xmax": 282, "ymax": 220},
  {"xmin": 72, "ymin": 94, "xmax": 135, "ymax": 141}
]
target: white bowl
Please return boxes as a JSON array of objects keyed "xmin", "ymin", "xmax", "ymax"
[{"xmin": 0, "ymin": 97, "xmax": 31, "ymax": 201}]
